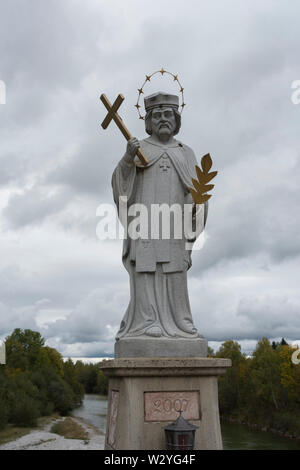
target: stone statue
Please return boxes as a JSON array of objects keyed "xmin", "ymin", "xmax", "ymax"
[
  {"xmin": 100, "ymin": 88, "xmax": 229, "ymax": 452},
  {"xmin": 111, "ymin": 92, "xmax": 210, "ymax": 357}
]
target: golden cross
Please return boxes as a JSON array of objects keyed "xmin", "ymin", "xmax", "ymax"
[{"xmin": 100, "ymin": 93, "xmax": 149, "ymax": 166}]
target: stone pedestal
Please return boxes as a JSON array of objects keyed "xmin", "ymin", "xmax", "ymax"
[
  {"xmin": 115, "ymin": 336, "xmax": 208, "ymax": 358},
  {"xmin": 100, "ymin": 358, "xmax": 231, "ymax": 450}
]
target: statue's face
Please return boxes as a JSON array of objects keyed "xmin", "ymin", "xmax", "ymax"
[{"xmin": 151, "ymin": 107, "xmax": 176, "ymax": 140}]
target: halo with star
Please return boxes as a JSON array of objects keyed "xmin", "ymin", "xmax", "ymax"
[{"xmin": 135, "ymin": 67, "xmax": 185, "ymax": 120}]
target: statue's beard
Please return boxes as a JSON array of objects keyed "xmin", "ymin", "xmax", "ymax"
[
  {"xmin": 156, "ymin": 123, "xmax": 173, "ymax": 136},
  {"xmin": 159, "ymin": 123, "xmax": 170, "ymax": 128}
]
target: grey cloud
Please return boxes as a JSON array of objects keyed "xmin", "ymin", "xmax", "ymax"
[
  {"xmin": 195, "ymin": 287, "xmax": 300, "ymax": 343},
  {"xmin": 0, "ymin": 300, "xmax": 39, "ymax": 337},
  {"xmin": 40, "ymin": 286, "xmax": 127, "ymax": 346},
  {"xmin": 47, "ymin": 133, "xmax": 116, "ymax": 197},
  {"xmin": 0, "ymin": 0, "xmax": 300, "ymax": 356},
  {"xmin": 191, "ymin": 157, "xmax": 300, "ymax": 274},
  {"xmin": 0, "ymin": 153, "xmax": 25, "ymax": 186},
  {"xmin": 0, "ymin": 1, "xmax": 103, "ymax": 125},
  {"xmin": 3, "ymin": 186, "xmax": 72, "ymax": 229}
]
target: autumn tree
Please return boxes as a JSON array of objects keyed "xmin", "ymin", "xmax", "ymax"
[
  {"xmin": 249, "ymin": 338, "xmax": 281, "ymax": 412},
  {"xmin": 216, "ymin": 340, "xmax": 248, "ymax": 412},
  {"xmin": 5, "ymin": 329, "xmax": 45, "ymax": 370}
]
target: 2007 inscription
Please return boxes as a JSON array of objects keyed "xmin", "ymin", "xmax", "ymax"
[{"xmin": 144, "ymin": 391, "xmax": 200, "ymax": 422}]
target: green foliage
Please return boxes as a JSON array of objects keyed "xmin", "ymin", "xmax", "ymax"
[
  {"xmin": 75, "ymin": 361, "xmax": 108, "ymax": 395},
  {"xmin": 250, "ymin": 338, "xmax": 281, "ymax": 410},
  {"xmin": 217, "ymin": 337, "xmax": 300, "ymax": 436},
  {"xmin": 216, "ymin": 340, "xmax": 248, "ymax": 412},
  {"xmin": 48, "ymin": 380, "xmax": 77, "ymax": 415},
  {"xmin": 271, "ymin": 411, "xmax": 300, "ymax": 436},
  {"xmin": 0, "ymin": 401, "xmax": 8, "ymax": 431},
  {"xmin": 10, "ymin": 396, "xmax": 40, "ymax": 427},
  {"xmin": 207, "ymin": 346, "xmax": 215, "ymax": 357},
  {"xmin": 0, "ymin": 372, "xmax": 8, "ymax": 430},
  {"xmin": 63, "ymin": 359, "xmax": 84, "ymax": 405},
  {"xmin": 0, "ymin": 329, "xmax": 85, "ymax": 431},
  {"xmin": 77, "ymin": 363, "xmax": 99, "ymax": 393},
  {"xmin": 5, "ymin": 328, "xmax": 45, "ymax": 370},
  {"xmin": 97, "ymin": 370, "xmax": 109, "ymax": 395}
]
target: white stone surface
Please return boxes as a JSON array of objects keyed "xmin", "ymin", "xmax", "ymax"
[
  {"xmin": 115, "ymin": 336, "xmax": 208, "ymax": 358},
  {"xmin": 101, "ymin": 357, "xmax": 231, "ymax": 450},
  {"xmin": 0, "ymin": 417, "xmax": 105, "ymax": 451},
  {"xmin": 111, "ymin": 95, "xmax": 209, "ymax": 355}
]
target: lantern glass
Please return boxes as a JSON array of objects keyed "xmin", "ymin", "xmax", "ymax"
[{"xmin": 164, "ymin": 412, "xmax": 198, "ymax": 450}]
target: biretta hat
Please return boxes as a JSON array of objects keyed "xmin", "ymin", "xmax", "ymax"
[{"xmin": 144, "ymin": 92, "xmax": 179, "ymax": 112}]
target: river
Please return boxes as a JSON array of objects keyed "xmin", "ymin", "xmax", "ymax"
[{"xmin": 72, "ymin": 395, "xmax": 300, "ymax": 450}]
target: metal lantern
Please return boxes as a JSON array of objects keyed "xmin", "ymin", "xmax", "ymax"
[{"xmin": 164, "ymin": 410, "xmax": 198, "ymax": 450}]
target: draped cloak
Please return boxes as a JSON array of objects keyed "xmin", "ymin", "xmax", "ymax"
[{"xmin": 112, "ymin": 137, "xmax": 208, "ymax": 339}]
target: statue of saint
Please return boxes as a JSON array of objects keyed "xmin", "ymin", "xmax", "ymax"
[{"xmin": 112, "ymin": 92, "xmax": 208, "ymax": 353}]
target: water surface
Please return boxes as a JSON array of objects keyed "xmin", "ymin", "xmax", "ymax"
[
  {"xmin": 73, "ymin": 395, "xmax": 300, "ymax": 450},
  {"xmin": 71, "ymin": 394, "xmax": 108, "ymax": 433},
  {"xmin": 221, "ymin": 420, "xmax": 300, "ymax": 450}
]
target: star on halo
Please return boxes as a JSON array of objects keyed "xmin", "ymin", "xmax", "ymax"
[{"xmin": 136, "ymin": 68, "xmax": 186, "ymax": 120}]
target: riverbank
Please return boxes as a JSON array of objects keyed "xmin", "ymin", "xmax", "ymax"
[
  {"xmin": 0, "ymin": 415, "xmax": 105, "ymax": 450},
  {"xmin": 221, "ymin": 413, "xmax": 300, "ymax": 442},
  {"xmin": 2, "ymin": 395, "xmax": 299, "ymax": 450}
]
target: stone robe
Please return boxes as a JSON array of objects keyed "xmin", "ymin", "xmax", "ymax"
[{"xmin": 112, "ymin": 137, "xmax": 207, "ymax": 339}]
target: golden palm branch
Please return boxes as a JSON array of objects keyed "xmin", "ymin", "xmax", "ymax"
[{"xmin": 189, "ymin": 153, "xmax": 218, "ymax": 205}]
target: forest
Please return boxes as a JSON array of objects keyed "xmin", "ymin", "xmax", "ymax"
[
  {"xmin": 0, "ymin": 328, "xmax": 108, "ymax": 431},
  {"xmin": 213, "ymin": 338, "xmax": 300, "ymax": 438},
  {"xmin": 0, "ymin": 329, "xmax": 299, "ymax": 438}
]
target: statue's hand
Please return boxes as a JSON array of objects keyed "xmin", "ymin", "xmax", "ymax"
[{"xmin": 126, "ymin": 137, "xmax": 140, "ymax": 160}]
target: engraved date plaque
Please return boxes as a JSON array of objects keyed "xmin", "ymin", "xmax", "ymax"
[{"xmin": 144, "ymin": 391, "xmax": 200, "ymax": 422}]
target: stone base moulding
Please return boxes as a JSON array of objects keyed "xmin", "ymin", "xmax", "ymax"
[
  {"xmin": 100, "ymin": 357, "xmax": 231, "ymax": 450},
  {"xmin": 114, "ymin": 337, "xmax": 208, "ymax": 358}
]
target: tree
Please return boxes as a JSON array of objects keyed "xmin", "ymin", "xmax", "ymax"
[
  {"xmin": 5, "ymin": 329, "xmax": 44, "ymax": 370},
  {"xmin": 37, "ymin": 346, "xmax": 65, "ymax": 377},
  {"xmin": 77, "ymin": 363, "xmax": 98, "ymax": 393},
  {"xmin": 249, "ymin": 338, "xmax": 281, "ymax": 411},
  {"xmin": 216, "ymin": 340, "xmax": 248, "ymax": 413},
  {"xmin": 1, "ymin": 329, "xmax": 85, "ymax": 431},
  {"xmin": 278, "ymin": 344, "xmax": 300, "ymax": 404},
  {"xmin": 97, "ymin": 370, "xmax": 109, "ymax": 395},
  {"xmin": 63, "ymin": 359, "xmax": 84, "ymax": 405},
  {"xmin": 48, "ymin": 379, "xmax": 77, "ymax": 415},
  {"xmin": 0, "ymin": 370, "xmax": 8, "ymax": 429}
]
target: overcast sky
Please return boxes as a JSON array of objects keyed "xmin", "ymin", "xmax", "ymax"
[{"xmin": 0, "ymin": 0, "xmax": 299, "ymax": 357}]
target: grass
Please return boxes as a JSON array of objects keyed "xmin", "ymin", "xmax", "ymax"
[
  {"xmin": 0, "ymin": 413, "xmax": 60, "ymax": 446},
  {"xmin": 50, "ymin": 417, "xmax": 89, "ymax": 441},
  {"xmin": 0, "ymin": 425, "xmax": 32, "ymax": 446},
  {"xmin": 0, "ymin": 415, "xmax": 90, "ymax": 446}
]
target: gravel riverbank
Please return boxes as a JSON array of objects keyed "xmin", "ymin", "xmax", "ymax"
[{"xmin": 0, "ymin": 416, "xmax": 105, "ymax": 450}]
